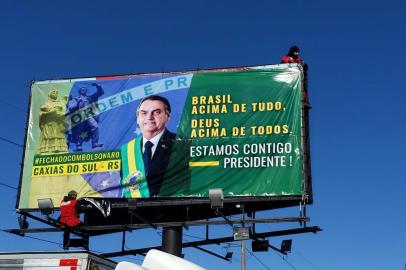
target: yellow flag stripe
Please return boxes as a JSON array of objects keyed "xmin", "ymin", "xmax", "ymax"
[
  {"xmin": 127, "ymin": 139, "xmax": 141, "ymax": 198},
  {"xmin": 189, "ymin": 161, "xmax": 220, "ymax": 167},
  {"xmin": 127, "ymin": 139, "xmax": 136, "ymax": 175}
]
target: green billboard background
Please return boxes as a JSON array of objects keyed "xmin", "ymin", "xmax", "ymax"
[{"xmin": 18, "ymin": 64, "xmax": 306, "ymax": 209}]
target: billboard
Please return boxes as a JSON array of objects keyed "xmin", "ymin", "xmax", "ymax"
[{"xmin": 17, "ymin": 64, "xmax": 309, "ymax": 210}]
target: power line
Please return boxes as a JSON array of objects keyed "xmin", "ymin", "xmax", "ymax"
[
  {"xmin": 1, "ymin": 229, "xmax": 61, "ymax": 246},
  {"xmin": 183, "ymin": 232, "xmax": 204, "ymax": 240},
  {"xmin": 282, "ymin": 256, "xmax": 299, "ymax": 270},
  {"xmin": 1, "ymin": 229, "xmax": 104, "ymax": 255},
  {"xmin": 0, "ymin": 181, "xmax": 18, "ymax": 190},
  {"xmin": 246, "ymin": 248, "xmax": 271, "ymax": 270},
  {"xmin": 0, "ymin": 136, "xmax": 23, "ymax": 147},
  {"xmin": 0, "ymin": 99, "xmax": 26, "ymax": 113},
  {"xmin": 274, "ymin": 252, "xmax": 299, "ymax": 270},
  {"xmin": 182, "ymin": 231, "xmax": 240, "ymax": 248},
  {"xmin": 24, "ymin": 234, "xmax": 62, "ymax": 246},
  {"xmin": 294, "ymin": 249, "xmax": 322, "ymax": 270}
]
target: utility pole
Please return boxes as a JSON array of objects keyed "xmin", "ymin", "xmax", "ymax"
[{"xmin": 241, "ymin": 240, "xmax": 246, "ymax": 270}]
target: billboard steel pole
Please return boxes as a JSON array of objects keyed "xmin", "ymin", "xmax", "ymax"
[{"xmin": 162, "ymin": 226, "xmax": 183, "ymax": 257}]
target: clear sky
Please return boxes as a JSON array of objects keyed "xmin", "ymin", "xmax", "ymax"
[{"xmin": 1, "ymin": 0, "xmax": 406, "ymax": 269}]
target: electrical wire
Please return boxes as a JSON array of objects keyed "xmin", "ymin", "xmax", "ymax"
[
  {"xmin": 274, "ymin": 252, "xmax": 299, "ymax": 270},
  {"xmin": 0, "ymin": 181, "xmax": 17, "ymax": 190},
  {"xmin": 149, "ymin": 228, "xmax": 242, "ymax": 260},
  {"xmin": 245, "ymin": 247, "xmax": 272, "ymax": 270},
  {"xmin": 0, "ymin": 229, "xmax": 61, "ymax": 246},
  {"xmin": 293, "ymin": 249, "xmax": 322, "ymax": 270},
  {"xmin": 182, "ymin": 231, "xmax": 241, "ymax": 250},
  {"xmin": 0, "ymin": 99, "xmax": 26, "ymax": 112},
  {"xmin": 183, "ymin": 232, "xmax": 204, "ymax": 240},
  {"xmin": 24, "ymin": 234, "xmax": 62, "ymax": 246},
  {"xmin": 0, "ymin": 136, "xmax": 23, "ymax": 147},
  {"xmin": 1, "ymin": 229, "xmax": 106, "ymax": 255},
  {"xmin": 122, "ymin": 227, "xmax": 163, "ymax": 251}
]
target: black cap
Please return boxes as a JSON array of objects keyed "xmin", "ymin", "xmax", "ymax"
[
  {"xmin": 68, "ymin": 190, "xmax": 77, "ymax": 198},
  {"xmin": 288, "ymin": 46, "xmax": 300, "ymax": 56}
]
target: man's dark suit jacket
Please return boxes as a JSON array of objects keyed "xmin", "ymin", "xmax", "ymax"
[{"xmin": 143, "ymin": 129, "xmax": 176, "ymax": 197}]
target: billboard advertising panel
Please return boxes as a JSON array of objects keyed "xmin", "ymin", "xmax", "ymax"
[{"xmin": 17, "ymin": 64, "xmax": 308, "ymax": 210}]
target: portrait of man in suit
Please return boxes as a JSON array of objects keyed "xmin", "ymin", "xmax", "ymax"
[{"xmin": 121, "ymin": 95, "xmax": 176, "ymax": 198}]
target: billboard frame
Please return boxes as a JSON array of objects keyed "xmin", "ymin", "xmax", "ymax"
[{"xmin": 16, "ymin": 63, "xmax": 313, "ymax": 216}]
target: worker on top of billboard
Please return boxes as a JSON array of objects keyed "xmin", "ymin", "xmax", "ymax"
[
  {"xmin": 66, "ymin": 83, "xmax": 104, "ymax": 152},
  {"xmin": 59, "ymin": 190, "xmax": 82, "ymax": 249},
  {"xmin": 281, "ymin": 46, "xmax": 311, "ymax": 109},
  {"xmin": 37, "ymin": 90, "xmax": 69, "ymax": 154},
  {"xmin": 281, "ymin": 45, "xmax": 303, "ymax": 64},
  {"xmin": 121, "ymin": 95, "xmax": 176, "ymax": 198}
]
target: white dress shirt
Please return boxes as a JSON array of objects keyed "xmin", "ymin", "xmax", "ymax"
[{"xmin": 142, "ymin": 130, "xmax": 165, "ymax": 158}]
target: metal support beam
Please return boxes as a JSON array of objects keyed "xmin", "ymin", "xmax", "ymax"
[
  {"xmin": 5, "ymin": 228, "xmax": 62, "ymax": 235},
  {"xmin": 129, "ymin": 210, "xmax": 157, "ymax": 230},
  {"xmin": 18, "ymin": 211, "xmax": 87, "ymax": 237},
  {"xmin": 83, "ymin": 217, "xmax": 309, "ymax": 234},
  {"xmin": 266, "ymin": 241, "xmax": 287, "ymax": 255},
  {"xmin": 205, "ymin": 219, "xmax": 209, "ymax": 240},
  {"xmin": 269, "ymin": 243, "xmax": 286, "ymax": 255},
  {"xmin": 252, "ymin": 212, "xmax": 256, "ymax": 234},
  {"xmin": 193, "ymin": 246, "xmax": 230, "ymax": 262},
  {"xmin": 102, "ymin": 226, "xmax": 321, "ymax": 258},
  {"xmin": 219, "ymin": 212, "xmax": 234, "ymax": 228},
  {"xmin": 121, "ymin": 231, "xmax": 126, "ymax": 252},
  {"xmin": 6, "ymin": 217, "xmax": 312, "ymax": 237}
]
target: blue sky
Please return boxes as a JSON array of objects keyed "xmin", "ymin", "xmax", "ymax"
[{"xmin": 1, "ymin": 0, "xmax": 406, "ymax": 269}]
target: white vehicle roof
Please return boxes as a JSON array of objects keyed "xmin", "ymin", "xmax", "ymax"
[{"xmin": 115, "ymin": 249, "xmax": 206, "ymax": 270}]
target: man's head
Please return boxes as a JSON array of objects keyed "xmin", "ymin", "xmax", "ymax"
[
  {"xmin": 68, "ymin": 190, "xmax": 78, "ymax": 200},
  {"xmin": 79, "ymin": 87, "xmax": 87, "ymax": 96},
  {"xmin": 136, "ymin": 95, "xmax": 171, "ymax": 140},
  {"xmin": 288, "ymin": 46, "xmax": 300, "ymax": 59}
]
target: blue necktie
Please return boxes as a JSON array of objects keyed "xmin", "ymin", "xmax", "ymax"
[{"xmin": 143, "ymin": 141, "xmax": 154, "ymax": 175}]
